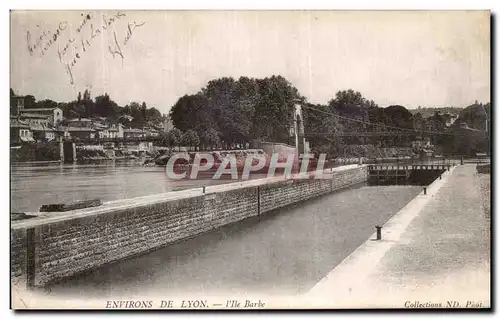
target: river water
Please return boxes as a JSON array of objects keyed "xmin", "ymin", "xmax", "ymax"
[
  {"xmin": 10, "ymin": 159, "xmax": 448, "ymax": 214},
  {"xmin": 10, "ymin": 161, "xmax": 267, "ymax": 214}
]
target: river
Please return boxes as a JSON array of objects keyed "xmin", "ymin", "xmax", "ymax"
[
  {"xmin": 10, "ymin": 161, "xmax": 266, "ymax": 214},
  {"xmin": 10, "ymin": 159, "xmax": 452, "ymax": 214}
]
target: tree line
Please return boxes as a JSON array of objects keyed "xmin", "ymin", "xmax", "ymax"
[
  {"xmin": 167, "ymin": 76, "xmax": 490, "ymax": 156},
  {"xmin": 11, "ymin": 74, "xmax": 490, "ymax": 156},
  {"xmin": 10, "ymin": 88, "xmax": 165, "ymax": 129},
  {"xmin": 169, "ymin": 75, "xmax": 304, "ymax": 149}
]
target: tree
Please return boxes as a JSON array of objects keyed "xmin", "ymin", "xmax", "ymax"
[
  {"xmin": 456, "ymin": 102, "xmax": 490, "ymax": 131},
  {"xmin": 36, "ymin": 99, "xmax": 58, "ymax": 109},
  {"xmin": 23, "ymin": 95, "xmax": 36, "ymax": 109},
  {"xmin": 202, "ymin": 127, "xmax": 221, "ymax": 150},
  {"xmin": 164, "ymin": 128, "xmax": 183, "ymax": 151},
  {"xmin": 94, "ymin": 93, "xmax": 118, "ymax": 118},
  {"xmin": 181, "ymin": 129, "xmax": 200, "ymax": 151},
  {"xmin": 170, "ymin": 94, "xmax": 212, "ymax": 134},
  {"xmin": 202, "ymin": 77, "xmax": 255, "ymax": 146},
  {"xmin": 384, "ymin": 105, "xmax": 414, "ymax": 129},
  {"xmin": 326, "ymin": 90, "xmax": 373, "ymax": 145},
  {"xmin": 302, "ymin": 103, "xmax": 345, "ymax": 156},
  {"xmin": 124, "ymin": 102, "xmax": 147, "ymax": 128},
  {"xmin": 145, "ymin": 107, "xmax": 162, "ymax": 120},
  {"xmin": 80, "ymin": 89, "xmax": 95, "ymax": 117},
  {"xmin": 83, "ymin": 89, "xmax": 91, "ymax": 102},
  {"xmin": 10, "ymin": 88, "xmax": 17, "ymax": 115},
  {"xmin": 329, "ymin": 89, "xmax": 367, "ymax": 111},
  {"xmin": 251, "ymin": 75, "xmax": 303, "ymax": 143},
  {"xmin": 141, "ymin": 102, "xmax": 147, "ymax": 121}
]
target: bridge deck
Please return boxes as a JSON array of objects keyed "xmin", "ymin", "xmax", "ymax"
[{"xmin": 368, "ymin": 164, "xmax": 451, "ymax": 171}]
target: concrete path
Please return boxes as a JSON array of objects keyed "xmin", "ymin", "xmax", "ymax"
[{"xmin": 307, "ymin": 164, "xmax": 491, "ymax": 309}]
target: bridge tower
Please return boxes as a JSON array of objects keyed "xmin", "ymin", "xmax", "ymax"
[{"xmin": 293, "ymin": 104, "xmax": 309, "ymax": 155}]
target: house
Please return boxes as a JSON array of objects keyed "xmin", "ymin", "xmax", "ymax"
[
  {"xmin": 148, "ymin": 128, "xmax": 160, "ymax": 137},
  {"xmin": 30, "ymin": 123, "xmax": 58, "ymax": 141},
  {"xmin": 19, "ymin": 112, "xmax": 51, "ymax": 126},
  {"xmin": 108, "ymin": 124, "xmax": 124, "ymax": 138},
  {"xmin": 10, "ymin": 118, "xmax": 35, "ymax": 143},
  {"xmin": 66, "ymin": 127, "xmax": 96, "ymax": 140},
  {"xmin": 144, "ymin": 126, "xmax": 160, "ymax": 137},
  {"xmin": 19, "ymin": 107, "xmax": 63, "ymax": 126},
  {"xmin": 94, "ymin": 123, "xmax": 110, "ymax": 139},
  {"xmin": 123, "ymin": 128, "xmax": 146, "ymax": 139}
]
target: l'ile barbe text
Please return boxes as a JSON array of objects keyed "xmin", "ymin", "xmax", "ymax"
[{"xmin": 105, "ymin": 299, "xmax": 266, "ymax": 309}]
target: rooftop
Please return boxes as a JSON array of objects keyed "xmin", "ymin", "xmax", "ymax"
[
  {"xmin": 66, "ymin": 127, "xmax": 96, "ymax": 132},
  {"xmin": 10, "ymin": 119, "xmax": 30, "ymax": 129},
  {"xmin": 123, "ymin": 128, "xmax": 145, "ymax": 133},
  {"xmin": 20, "ymin": 113, "xmax": 49, "ymax": 119},
  {"xmin": 67, "ymin": 118, "xmax": 92, "ymax": 122},
  {"xmin": 20, "ymin": 107, "xmax": 60, "ymax": 112},
  {"xmin": 30, "ymin": 124, "xmax": 56, "ymax": 132}
]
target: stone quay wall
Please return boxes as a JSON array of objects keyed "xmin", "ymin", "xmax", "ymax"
[{"xmin": 11, "ymin": 165, "xmax": 367, "ymax": 287}]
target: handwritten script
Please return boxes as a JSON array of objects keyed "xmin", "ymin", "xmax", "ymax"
[
  {"xmin": 108, "ymin": 21, "xmax": 146, "ymax": 65},
  {"xmin": 25, "ymin": 12, "xmax": 146, "ymax": 85}
]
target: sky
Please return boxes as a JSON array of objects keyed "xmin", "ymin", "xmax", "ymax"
[{"xmin": 10, "ymin": 10, "xmax": 490, "ymax": 114}]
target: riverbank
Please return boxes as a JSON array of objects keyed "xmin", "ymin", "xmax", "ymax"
[
  {"xmin": 306, "ymin": 164, "xmax": 490, "ymax": 309},
  {"xmin": 11, "ymin": 160, "xmax": 61, "ymax": 165}
]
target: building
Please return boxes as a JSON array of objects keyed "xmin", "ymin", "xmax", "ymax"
[
  {"xmin": 94, "ymin": 124, "xmax": 110, "ymax": 139},
  {"xmin": 19, "ymin": 107, "xmax": 63, "ymax": 126},
  {"xmin": 108, "ymin": 124, "xmax": 124, "ymax": 138},
  {"xmin": 30, "ymin": 123, "xmax": 58, "ymax": 141},
  {"xmin": 19, "ymin": 112, "xmax": 51, "ymax": 126},
  {"xmin": 10, "ymin": 118, "xmax": 35, "ymax": 143},
  {"xmin": 123, "ymin": 128, "xmax": 146, "ymax": 139},
  {"xmin": 144, "ymin": 126, "xmax": 160, "ymax": 137},
  {"xmin": 66, "ymin": 127, "xmax": 96, "ymax": 140}
]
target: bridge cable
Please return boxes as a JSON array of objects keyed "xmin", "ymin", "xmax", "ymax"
[{"xmin": 301, "ymin": 104, "xmax": 474, "ymax": 136}]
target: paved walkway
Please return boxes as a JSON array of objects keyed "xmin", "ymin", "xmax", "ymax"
[{"xmin": 306, "ymin": 164, "xmax": 491, "ymax": 309}]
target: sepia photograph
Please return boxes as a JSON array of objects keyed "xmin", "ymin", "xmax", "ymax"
[{"xmin": 9, "ymin": 9, "xmax": 491, "ymax": 310}]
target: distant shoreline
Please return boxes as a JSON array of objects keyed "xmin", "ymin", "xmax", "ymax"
[{"xmin": 11, "ymin": 160, "xmax": 61, "ymax": 165}]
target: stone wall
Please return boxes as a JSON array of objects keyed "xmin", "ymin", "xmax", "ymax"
[{"xmin": 11, "ymin": 165, "xmax": 367, "ymax": 287}]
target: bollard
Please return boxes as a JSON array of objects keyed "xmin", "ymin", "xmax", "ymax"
[
  {"xmin": 375, "ymin": 226, "xmax": 382, "ymax": 240},
  {"xmin": 423, "ymin": 187, "xmax": 427, "ymax": 195},
  {"xmin": 460, "ymin": 157, "xmax": 464, "ymax": 165},
  {"xmin": 202, "ymin": 186, "xmax": 206, "ymax": 194}
]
